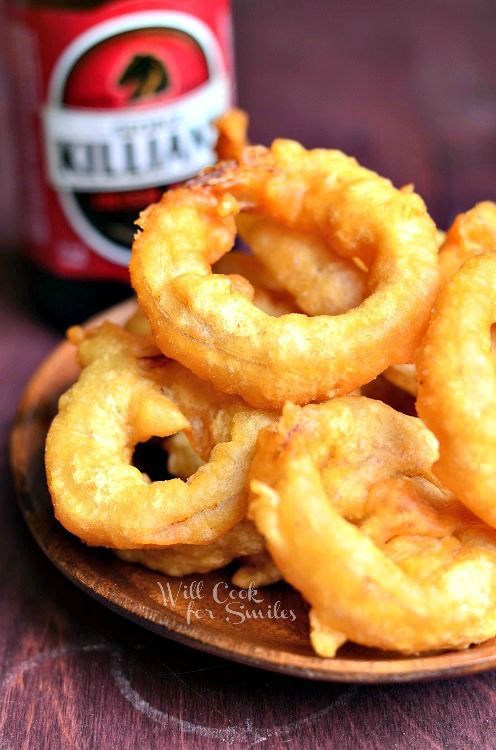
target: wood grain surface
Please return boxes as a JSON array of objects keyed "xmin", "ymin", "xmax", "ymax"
[{"xmin": 2, "ymin": 1, "xmax": 496, "ymax": 748}]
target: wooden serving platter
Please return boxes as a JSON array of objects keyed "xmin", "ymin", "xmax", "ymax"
[{"xmin": 10, "ymin": 300, "xmax": 496, "ymax": 683}]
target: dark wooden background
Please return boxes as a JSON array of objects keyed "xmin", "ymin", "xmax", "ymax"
[{"xmin": 2, "ymin": 1, "xmax": 496, "ymax": 748}]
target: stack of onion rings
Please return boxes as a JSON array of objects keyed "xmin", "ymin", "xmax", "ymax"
[{"xmin": 44, "ymin": 110, "xmax": 496, "ymax": 659}]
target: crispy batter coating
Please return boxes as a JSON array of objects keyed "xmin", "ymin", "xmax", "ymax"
[
  {"xmin": 213, "ymin": 252, "xmax": 298, "ymax": 316},
  {"xmin": 438, "ymin": 202, "xmax": 496, "ymax": 283},
  {"xmin": 124, "ymin": 250, "xmax": 298, "ymax": 343},
  {"xmin": 383, "ymin": 205, "xmax": 496, "ymax": 398},
  {"xmin": 215, "ymin": 108, "xmax": 249, "ymax": 162},
  {"xmin": 382, "ymin": 226, "xmax": 450, "ymax": 397},
  {"xmin": 117, "ymin": 426, "xmax": 280, "ymax": 584},
  {"xmin": 231, "ymin": 551, "xmax": 281, "ymax": 588},
  {"xmin": 216, "ymin": 111, "xmax": 365, "ymax": 316},
  {"xmin": 417, "ymin": 253, "xmax": 496, "ymax": 528},
  {"xmin": 249, "ymin": 397, "xmax": 496, "ymax": 656},
  {"xmin": 45, "ymin": 323, "xmax": 274, "ymax": 548},
  {"xmin": 116, "ymin": 520, "xmax": 265, "ymax": 576},
  {"xmin": 131, "ymin": 140, "xmax": 439, "ymax": 408},
  {"xmin": 236, "ymin": 214, "xmax": 366, "ymax": 315}
]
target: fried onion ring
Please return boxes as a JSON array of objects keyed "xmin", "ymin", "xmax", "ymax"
[
  {"xmin": 249, "ymin": 397, "xmax": 496, "ymax": 655},
  {"xmin": 45, "ymin": 323, "xmax": 275, "ymax": 548},
  {"xmin": 131, "ymin": 140, "xmax": 439, "ymax": 408},
  {"xmin": 417, "ymin": 253, "xmax": 496, "ymax": 528}
]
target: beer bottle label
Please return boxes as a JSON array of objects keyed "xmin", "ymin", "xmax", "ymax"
[{"xmin": 7, "ymin": 1, "xmax": 233, "ymax": 279}]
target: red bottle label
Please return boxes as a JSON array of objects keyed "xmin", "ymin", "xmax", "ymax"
[{"xmin": 7, "ymin": 0, "xmax": 233, "ymax": 280}]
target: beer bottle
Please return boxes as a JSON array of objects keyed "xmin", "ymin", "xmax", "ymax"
[{"xmin": 5, "ymin": 0, "xmax": 234, "ymax": 327}]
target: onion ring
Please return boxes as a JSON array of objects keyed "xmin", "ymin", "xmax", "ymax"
[
  {"xmin": 45, "ymin": 322, "xmax": 275, "ymax": 548},
  {"xmin": 121, "ymin": 297, "xmax": 282, "ymax": 583},
  {"xmin": 249, "ymin": 397, "xmax": 496, "ymax": 655},
  {"xmin": 417, "ymin": 253, "xmax": 496, "ymax": 528},
  {"xmin": 130, "ymin": 140, "xmax": 440, "ymax": 408}
]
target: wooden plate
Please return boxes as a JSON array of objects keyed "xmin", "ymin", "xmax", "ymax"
[{"xmin": 11, "ymin": 300, "xmax": 496, "ymax": 684}]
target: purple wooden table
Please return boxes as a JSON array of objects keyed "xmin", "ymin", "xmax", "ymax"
[{"xmin": 2, "ymin": 1, "xmax": 496, "ymax": 747}]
